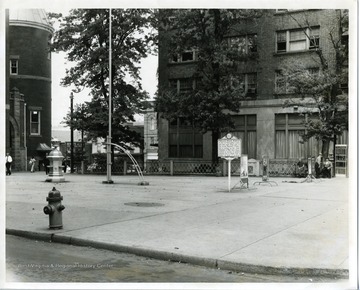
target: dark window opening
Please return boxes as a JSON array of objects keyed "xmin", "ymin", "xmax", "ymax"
[
  {"xmin": 181, "ymin": 51, "xmax": 194, "ymax": 61},
  {"xmin": 168, "ymin": 118, "xmax": 203, "ymax": 158}
]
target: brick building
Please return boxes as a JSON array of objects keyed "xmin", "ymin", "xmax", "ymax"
[
  {"xmin": 157, "ymin": 9, "xmax": 348, "ymax": 175},
  {"xmin": 5, "ymin": 9, "xmax": 54, "ymax": 171}
]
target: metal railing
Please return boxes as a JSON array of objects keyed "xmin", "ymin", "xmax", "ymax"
[
  {"xmin": 268, "ymin": 160, "xmax": 297, "ymax": 177},
  {"xmin": 172, "ymin": 160, "xmax": 218, "ymax": 175},
  {"xmin": 144, "ymin": 160, "xmax": 171, "ymax": 175},
  {"xmin": 83, "ymin": 160, "xmax": 126, "ymax": 175},
  {"xmin": 75, "ymin": 158, "xmax": 309, "ymax": 177}
]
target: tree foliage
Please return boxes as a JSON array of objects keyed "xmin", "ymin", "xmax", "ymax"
[
  {"xmin": 50, "ymin": 9, "xmax": 157, "ymax": 146},
  {"xmin": 284, "ymin": 10, "xmax": 349, "ymax": 157},
  {"xmin": 155, "ymin": 9, "xmax": 263, "ymax": 161}
]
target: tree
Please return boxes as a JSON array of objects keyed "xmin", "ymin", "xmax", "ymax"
[
  {"xmin": 155, "ymin": 9, "xmax": 263, "ymax": 162},
  {"xmin": 50, "ymin": 9, "xmax": 157, "ymax": 147},
  {"xmin": 283, "ymin": 10, "xmax": 348, "ymax": 158},
  {"xmin": 62, "ymin": 103, "xmax": 89, "ymax": 161}
]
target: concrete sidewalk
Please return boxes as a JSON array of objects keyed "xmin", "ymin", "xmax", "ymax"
[{"xmin": 5, "ymin": 172, "xmax": 350, "ymax": 278}]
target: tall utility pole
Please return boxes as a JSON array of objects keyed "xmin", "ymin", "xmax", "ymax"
[
  {"xmin": 81, "ymin": 104, "xmax": 84, "ymax": 162},
  {"xmin": 103, "ymin": 8, "xmax": 113, "ymax": 184},
  {"xmin": 70, "ymin": 92, "xmax": 74, "ymax": 173},
  {"xmin": 5, "ymin": 10, "xmax": 10, "ymax": 154}
]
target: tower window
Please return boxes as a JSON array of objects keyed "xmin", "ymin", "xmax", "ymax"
[
  {"xmin": 30, "ymin": 111, "xmax": 41, "ymax": 135},
  {"xmin": 10, "ymin": 59, "xmax": 18, "ymax": 75},
  {"xmin": 47, "ymin": 35, "xmax": 52, "ymax": 60}
]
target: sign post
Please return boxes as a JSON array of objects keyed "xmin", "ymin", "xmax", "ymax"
[
  {"xmin": 253, "ymin": 155, "xmax": 278, "ymax": 187},
  {"xmin": 226, "ymin": 157, "xmax": 233, "ymax": 192},
  {"xmin": 218, "ymin": 133, "xmax": 241, "ymax": 192},
  {"xmin": 301, "ymin": 157, "xmax": 316, "ymax": 183}
]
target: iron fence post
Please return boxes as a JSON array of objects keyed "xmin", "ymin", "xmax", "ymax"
[{"xmin": 123, "ymin": 160, "xmax": 127, "ymax": 175}]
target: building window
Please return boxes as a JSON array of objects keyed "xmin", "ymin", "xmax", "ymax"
[
  {"xmin": 228, "ymin": 73, "xmax": 257, "ymax": 98},
  {"xmin": 150, "ymin": 117, "xmax": 156, "ymax": 131},
  {"xmin": 149, "ymin": 136, "xmax": 158, "ymax": 147},
  {"xmin": 275, "ymin": 71, "xmax": 290, "ymax": 94},
  {"xmin": 276, "ymin": 32, "xmax": 287, "ymax": 52},
  {"xmin": 169, "ymin": 118, "xmax": 203, "ymax": 158},
  {"xmin": 169, "ymin": 78, "xmax": 195, "ymax": 94},
  {"xmin": 231, "ymin": 115, "xmax": 257, "ymax": 159},
  {"xmin": 228, "ymin": 34, "xmax": 257, "ymax": 54},
  {"xmin": 275, "ymin": 68, "xmax": 319, "ymax": 95},
  {"xmin": 275, "ymin": 114, "xmax": 304, "ymax": 158},
  {"xmin": 170, "ymin": 49, "xmax": 196, "ymax": 63},
  {"xmin": 10, "ymin": 59, "xmax": 18, "ymax": 75},
  {"xmin": 289, "ymin": 29, "xmax": 307, "ymax": 51},
  {"xmin": 30, "ymin": 111, "xmax": 41, "ymax": 135},
  {"xmin": 241, "ymin": 73, "xmax": 257, "ymax": 98},
  {"xmin": 276, "ymin": 27, "xmax": 320, "ymax": 53},
  {"xmin": 179, "ymin": 78, "xmax": 193, "ymax": 93},
  {"xmin": 275, "ymin": 113, "xmax": 320, "ymax": 159},
  {"xmin": 309, "ymin": 27, "xmax": 320, "ymax": 49}
]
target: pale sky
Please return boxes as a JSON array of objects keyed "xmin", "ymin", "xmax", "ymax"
[
  {"xmin": 50, "ymin": 9, "xmax": 158, "ymax": 130},
  {"xmin": 51, "ymin": 51, "xmax": 158, "ymax": 130}
]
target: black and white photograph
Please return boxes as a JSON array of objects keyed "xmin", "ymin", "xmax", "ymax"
[{"xmin": 1, "ymin": 0, "xmax": 358, "ymax": 289}]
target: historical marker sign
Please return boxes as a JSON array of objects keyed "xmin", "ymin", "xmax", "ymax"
[
  {"xmin": 218, "ymin": 133, "xmax": 242, "ymax": 192},
  {"xmin": 218, "ymin": 133, "xmax": 241, "ymax": 158}
]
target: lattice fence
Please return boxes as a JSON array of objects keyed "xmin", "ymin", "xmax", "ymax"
[
  {"xmin": 173, "ymin": 161, "xmax": 218, "ymax": 175},
  {"xmin": 84, "ymin": 160, "xmax": 125, "ymax": 175},
  {"xmin": 79, "ymin": 158, "xmax": 314, "ymax": 177},
  {"xmin": 268, "ymin": 160, "xmax": 297, "ymax": 177},
  {"xmin": 144, "ymin": 160, "xmax": 171, "ymax": 175}
]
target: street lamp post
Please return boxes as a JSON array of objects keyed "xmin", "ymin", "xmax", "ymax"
[
  {"xmin": 103, "ymin": 8, "xmax": 113, "ymax": 184},
  {"xmin": 70, "ymin": 92, "xmax": 74, "ymax": 174}
]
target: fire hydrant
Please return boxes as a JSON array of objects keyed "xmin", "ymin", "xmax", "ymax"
[{"xmin": 43, "ymin": 187, "xmax": 65, "ymax": 229}]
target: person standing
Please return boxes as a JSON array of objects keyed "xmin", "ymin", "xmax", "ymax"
[
  {"xmin": 62, "ymin": 160, "xmax": 67, "ymax": 173},
  {"xmin": 5, "ymin": 153, "xmax": 13, "ymax": 176},
  {"xmin": 315, "ymin": 153, "xmax": 322, "ymax": 178},
  {"xmin": 29, "ymin": 156, "xmax": 36, "ymax": 173},
  {"xmin": 323, "ymin": 158, "xmax": 333, "ymax": 178},
  {"xmin": 44, "ymin": 154, "xmax": 50, "ymax": 175}
]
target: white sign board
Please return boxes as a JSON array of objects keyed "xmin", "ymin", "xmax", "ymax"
[{"xmin": 218, "ymin": 133, "xmax": 241, "ymax": 158}]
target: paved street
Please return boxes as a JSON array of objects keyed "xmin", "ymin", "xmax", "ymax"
[
  {"xmin": 5, "ymin": 172, "xmax": 354, "ymax": 285},
  {"xmin": 7, "ymin": 235, "xmax": 333, "ymax": 283}
]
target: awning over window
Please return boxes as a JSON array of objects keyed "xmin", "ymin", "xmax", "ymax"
[{"xmin": 36, "ymin": 143, "xmax": 52, "ymax": 152}]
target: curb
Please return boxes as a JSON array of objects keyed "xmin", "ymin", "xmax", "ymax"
[{"xmin": 6, "ymin": 229, "xmax": 349, "ymax": 279}]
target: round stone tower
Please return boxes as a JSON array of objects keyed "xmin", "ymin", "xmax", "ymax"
[{"xmin": 7, "ymin": 9, "xmax": 54, "ymax": 171}]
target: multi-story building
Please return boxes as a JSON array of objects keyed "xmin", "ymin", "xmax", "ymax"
[
  {"xmin": 6, "ymin": 9, "xmax": 54, "ymax": 171},
  {"xmin": 143, "ymin": 101, "xmax": 159, "ymax": 164},
  {"xmin": 157, "ymin": 9, "xmax": 348, "ymax": 174}
]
